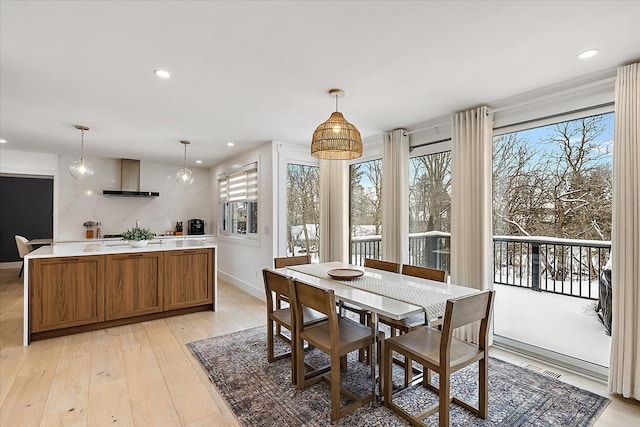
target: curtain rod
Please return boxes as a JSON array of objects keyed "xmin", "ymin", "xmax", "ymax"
[
  {"xmin": 409, "ymin": 137, "xmax": 452, "ymax": 152},
  {"xmin": 404, "ymin": 121, "xmax": 450, "ymax": 136},
  {"xmin": 489, "ymin": 76, "xmax": 616, "ymax": 114}
]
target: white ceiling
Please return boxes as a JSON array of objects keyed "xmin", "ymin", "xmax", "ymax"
[{"xmin": 1, "ymin": 1, "xmax": 639, "ymax": 167}]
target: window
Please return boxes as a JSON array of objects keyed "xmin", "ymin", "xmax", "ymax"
[
  {"xmin": 349, "ymin": 158, "xmax": 382, "ymax": 265},
  {"xmin": 408, "ymin": 150, "xmax": 451, "ymax": 271},
  {"xmin": 492, "ymin": 111, "xmax": 614, "ymax": 369},
  {"xmin": 286, "ymin": 163, "xmax": 320, "ymax": 260},
  {"xmin": 218, "ymin": 164, "xmax": 258, "ymax": 237}
]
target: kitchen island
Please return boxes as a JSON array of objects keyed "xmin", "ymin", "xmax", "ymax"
[{"xmin": 23, "ymin": 237, "xmax": 216, "ymax": 345}]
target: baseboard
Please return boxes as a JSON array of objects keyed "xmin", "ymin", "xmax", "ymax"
[
  {"xmin": 493, "ymin": 335, "xmax": 609, "ymax": 382},
  {"xmin": 218, "ymin": 270, "xmax": 265, "ymax": 301},
  {"xmin": 0, "ymin": 262, "xmax": 22, "ymax": 270}
]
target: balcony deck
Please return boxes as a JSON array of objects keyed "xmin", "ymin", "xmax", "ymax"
[{"xmin": 493, "ymin": 282, "xmax": 611, "ymax": 367}]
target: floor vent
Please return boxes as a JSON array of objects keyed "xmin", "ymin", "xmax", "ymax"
[{"xmin": 521, "ymin": 362, "xmax": 562, "ymax": 379}]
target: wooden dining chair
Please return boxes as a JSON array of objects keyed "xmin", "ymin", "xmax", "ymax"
[
  {"xmin": 379, "ymin": 264, "xmax": 448, "ymax": 386},
  {"xmin": 274, "ymin": 255, "xmax": 311, "ymax": 269},
  {"xmin": 291, "ymin": 278, "xmax": 384, "ymax": 421},
  {"xmin": 383, "ymin": 290, "xmax": 495, "ymax": 427},
  {"xmin": 363, "ymin": 257, "xmax": 400, "ymax": 273},
  {"xmin": 401, "ymin": 264, "xmax": 447, "ymax": 282},
  {"xmin": 262, "ymin": 268, "xmax": 326, "ymax": 384},
  {"xmin": 273, "ymin": 255, "xmax": 311, "ymax": 336}
]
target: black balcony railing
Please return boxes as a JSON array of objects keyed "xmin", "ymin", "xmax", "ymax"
[
  {"xmin": 349, "ymin": 233, "xmax": 611, "ymax": 300},
  {"xmin": 493, "ymin": 235, "xmax": 611, "ymax": 300}
]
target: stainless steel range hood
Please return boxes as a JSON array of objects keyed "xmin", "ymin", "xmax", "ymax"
[{"xmin": 102, "ymin": 159, "xmax": 159, "ymax": 198}]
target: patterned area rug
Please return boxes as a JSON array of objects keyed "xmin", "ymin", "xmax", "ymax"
[{"xmin": 188, "ymin": 326, "xmax": 609, "ymax": 426}]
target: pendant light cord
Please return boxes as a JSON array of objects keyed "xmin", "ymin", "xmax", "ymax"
[
  {"xmin": 183, "ymin": 142, "xmax": 187, "ymax": 168},
  {"xmin": 80, "ymin": 128, "xmax": 85, "ymax": 161}
]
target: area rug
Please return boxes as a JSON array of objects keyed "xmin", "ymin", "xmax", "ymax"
[{"xmin": 187, "ymin": 326, "xmax": 609, "ymax": 426}]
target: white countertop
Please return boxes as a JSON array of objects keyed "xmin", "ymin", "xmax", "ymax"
[
  {"xmin": 55, "ymin": 234, "xmax": 217, "ymax": 244},
  {"xmin": 26, "ymin": 237, "xmax": 216, "ymax": 259}
]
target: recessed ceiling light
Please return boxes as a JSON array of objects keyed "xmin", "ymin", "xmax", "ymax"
[
  {"xmin": 0, "ymin": 139, "xmax": 6, "ymax": 144},
  {"xmin": 154, "ymin": 69, "xmax": 171, "ymax": 79},
  {"xmin": 196, "ymin": 160, "xmax": 202, "ymax": 164},
  {"xmin": 227, "ymin": 142, "xmax": 235, "ymax": 147},
  {"xmin": 578, "ymin": 49, "xmax": 599, "ymax": 59}
]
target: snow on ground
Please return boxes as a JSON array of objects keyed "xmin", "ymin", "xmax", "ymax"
[{"xmin": 494, "ymin": 283, "xmax": 611, "ymax": 367}]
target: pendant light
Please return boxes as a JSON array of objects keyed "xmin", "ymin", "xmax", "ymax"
[
  {"xmin": 176, "ymin": 140, "xmax": 194, "ymax": 185},
  {"xmin": 311, "ymin": 89, "xmax": 362, "ymax": 160},
  {"xmin": 69, "ymin": 125, "xmax": 95, "ymax": 179}
]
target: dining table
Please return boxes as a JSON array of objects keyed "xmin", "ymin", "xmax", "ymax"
[{"xmin": 277, "ymin": 261, "xmax": 479, "ymax": 396}]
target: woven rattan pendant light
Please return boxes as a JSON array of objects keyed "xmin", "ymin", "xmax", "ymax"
[{"xmin": 311, "ymin": 89, "xmax": 362, "ymax": 160}]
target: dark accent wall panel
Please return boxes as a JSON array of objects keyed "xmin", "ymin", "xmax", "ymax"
[{"xmin": 0, "ymin": 176, "xmax": 53, "ymax": 262}]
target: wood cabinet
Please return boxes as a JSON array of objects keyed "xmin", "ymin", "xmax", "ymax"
[
  {"xmin": 105, "ymin": 252, "xmax": 164, "ymax": 320},
  {"xmin": 164, "ymin": 248, "xmax": 213, "ymax": 310},
  {"xmin": 28, "ymin": 247, "xmax": 215, "ymax": 342},
  {"xmin": 30, "ymin": 255, "xmax": 105, "ymax": 332}
]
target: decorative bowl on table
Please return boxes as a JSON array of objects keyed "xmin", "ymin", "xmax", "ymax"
[{"xmin": 327, "ymin": 268, "xmax": 364, "ymax": 280}]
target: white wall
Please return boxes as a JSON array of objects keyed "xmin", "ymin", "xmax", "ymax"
[
  {"xmin": 212, "ymin": 141, "xmax": 275, "ymax": 300},
  {"xmin": 0, "ymin": 149, "xmax": 212, "ymax": 240},
  {"xmin": 57, "ymin": 155, "xmax": 212, "ymax": 239}
]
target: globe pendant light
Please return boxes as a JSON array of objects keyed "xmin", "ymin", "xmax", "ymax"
[
  {"xmin": 69, "ymin": 125, "xmax": 95, "ymax": 179},
  {"xmin": 311, "ymin": 89, "xmax": 362, "ymax": 160},
  {"xmin": 176, "ymin": 140, "xmax": 194, "ymax": 185}
]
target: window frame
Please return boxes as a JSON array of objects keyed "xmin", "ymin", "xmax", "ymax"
[{"xmin": 217, "ymin": 162, "xmax": 259, "ymax": 240}]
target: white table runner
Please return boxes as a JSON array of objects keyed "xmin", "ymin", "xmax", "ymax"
[{"xmin": 289, "ymin": 263, "xmax": 464, "ymax": 321}]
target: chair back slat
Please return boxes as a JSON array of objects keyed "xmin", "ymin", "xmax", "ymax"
[
  {"xmin": 448, "ymin": 291, "xmax": 493, "ymax": 330},
  {"xmin": 262, "ymin": 268, "xmax": 294, "ymax": 310},
  {"xmin": 364, "ymin": 258, "xmax": 400, "ymax": 273},
  {"xmin": 274, "ymin": 255, "xmax": 311, "ymax": 269},
  {"xmin": 401, "ymin": 264, "xmax": 447, "ymax": 282},
  {"xmin": 292, "ymin": 279, "xmax": 336, "ymax": 318},
  {"xmin": 440, "ymin": 290, "xmax": 495, "ymax": 356}
]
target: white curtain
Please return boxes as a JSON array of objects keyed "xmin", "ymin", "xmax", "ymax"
[
  {"xmin": 450, "ymin": 105, "xmax": 494, "ymax": 343},
  {"xmin": 609, "ymin": 62, "xmax": 640, "ymax": 400},
  {"xmin": 319, "ymin": 159, "xmax": 349, "ymax": 263},
  {"xmin": 382, "ymin": 129, "xmax": 409, "ymax": 263}
]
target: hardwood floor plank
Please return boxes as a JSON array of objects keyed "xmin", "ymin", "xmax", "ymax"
[
  {"xmin": 119, "ymin": 323, "xmax": 181, "ymax": 426},
  {"xmin": 39, "ymin": 332, "xmax": 93, "ymax": 426},
  {"xmin": 143, "ymin": 319, "xmax": 221, "ymax": 425},
  {"xmin": 0, "ymin": 337, "xmax": 63, "ymax": 426},
  {"xmin": 87, "ymin": 328, "xmax": 135, "ymax": 426}
]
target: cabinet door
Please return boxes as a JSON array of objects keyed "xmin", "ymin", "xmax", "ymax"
[
  {"xmin": 30, "ymin": 255, "xmax": 105, "ymax": 332},
  {"xmin": 105, "ymin": 252, "xmax": 163, "ymax": 320},
  {"xmin": 164, "ymin": 248, "xmax": 213, "ymax": 310}
]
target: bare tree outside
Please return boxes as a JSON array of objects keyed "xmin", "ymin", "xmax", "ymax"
[
  {"xmin": 409, "ymin": 151, "xmax": 451, "ymax": 233},
  {"xmin": 408, "ymin": 151, "xmax": 452, "ymax": 270},
  {"xmin": 350, "ymin": 159, "xmax": 383, "ymax": 263},
  {"xmin": 286, "ymin": 163, "xmax": 320, "ymax": 259},
  {"xmin": 350, "ymin": 159, "xmax": 383, "ymax": 237},
  {"xmin": 492, "ymin": 112, "xmax": 613, "ymax": 291},
  {"xmin": 493, "ymin": 113, "xmax": 613, "ymax": 240}
]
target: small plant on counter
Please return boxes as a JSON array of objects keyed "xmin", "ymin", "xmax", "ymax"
[{"xmin": 121, "ymin": 226, "xmax": 155, "ymax": 241}]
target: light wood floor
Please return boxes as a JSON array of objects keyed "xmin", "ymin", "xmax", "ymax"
[{"xmin": 1, "ymin": 268, "xmax": 639, "ymax": 426}]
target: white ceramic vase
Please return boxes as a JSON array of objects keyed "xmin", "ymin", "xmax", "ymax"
[{"xmin": 128, "ymin": 240, "xmax": 148, "ymax": 248}]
